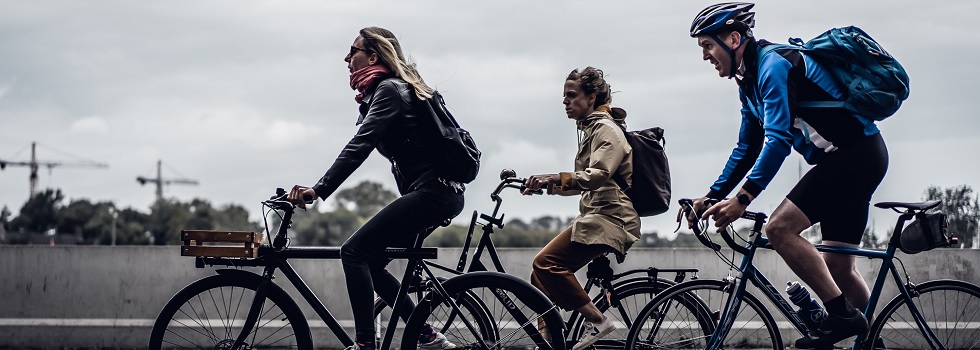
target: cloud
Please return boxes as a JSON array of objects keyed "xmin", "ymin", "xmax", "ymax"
[
  {"xmin": 69, "ymin": 116, "xmax": 110, "ymax": 134},
  {"xmin": 0, "ymin": 78, "xmax": 14, "ymax": 99},
  {"xmin": 156, "ymin": 108, "xmax": 322, "ymax": 151},
  {"xmin": 1, "ymin": 0, "xmax": 979, "ymax": 239}
]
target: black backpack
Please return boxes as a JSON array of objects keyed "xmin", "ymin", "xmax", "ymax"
[
  {"xmin": 610, "ymin": 121, "xmax": 671, "ymax": 217},
  {"xmin": 423, "ymin": 91, "xmax": 481, "ymax": 183}
]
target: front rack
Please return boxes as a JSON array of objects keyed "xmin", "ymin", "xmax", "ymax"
[{"xmin": 181, "ymin": 230, "xmax": 266, "ymax": 258}]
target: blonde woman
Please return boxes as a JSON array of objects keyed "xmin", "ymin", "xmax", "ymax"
[
  {"xmin": 523, "ymin": 67, "xmax": 640, "ymax": 350},
  {"xmin": 289, "ymin": 27, "xmax": 463, "ymax": 350}
]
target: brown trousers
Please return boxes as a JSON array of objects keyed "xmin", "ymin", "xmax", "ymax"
[{"xmin": 529, "ymin": 227, "xmax": 611, "ymax": 310}]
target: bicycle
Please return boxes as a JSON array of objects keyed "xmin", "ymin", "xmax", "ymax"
[
  {"xmin": 373, "ymin": 169, "xmax": 700, "ymax": 349},
  {"xmin": 148, "ymin": 188, "xmax": 567, "ymax": 350},
  {"xmin": 625, "ymin": 198, "xmax": 980, "ymax": 349}
]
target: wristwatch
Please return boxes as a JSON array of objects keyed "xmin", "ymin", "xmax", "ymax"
[{"xmin": 736, "ymin": 193, "xmax": 752, "ymax": 206}]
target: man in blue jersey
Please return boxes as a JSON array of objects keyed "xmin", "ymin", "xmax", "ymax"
[{"xmin": 687, "ymin": 3, "xmax": 888, "ymax": 348}]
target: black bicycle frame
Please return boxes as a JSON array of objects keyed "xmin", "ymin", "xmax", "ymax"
[
  {"xmin": 197, "ymin": 198, "xmax": 444, "ymax": 350},
  {"xmin": 198, "ymin": 244, "xmax": 439, "ymax": 349},
  {"xmin": 706, "ymin": 208, "xmax": 949, "ymax": 350}
]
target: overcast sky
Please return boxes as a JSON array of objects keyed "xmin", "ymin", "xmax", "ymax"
[{"xmin": 1, "ymin": 1, "xmax": 978, "ymax": 239}]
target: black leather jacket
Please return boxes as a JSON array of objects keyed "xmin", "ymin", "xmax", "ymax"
[{"xmin": 312, "ymin": 78, "xmax": 443, "ymax": 198}]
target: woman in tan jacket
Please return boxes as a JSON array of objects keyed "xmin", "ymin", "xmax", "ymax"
[{"xmin": 523, "ymin": 66, "xmax": 639, "ymax": 350}]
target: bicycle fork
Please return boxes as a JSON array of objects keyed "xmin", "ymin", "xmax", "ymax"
[
  {"xmin": 704, "ymin": 274, "xmax": 748, "ymax": 349},
  {"xmin": 231, "ymin": 266, "xmax": 277, "ymax": 350}
]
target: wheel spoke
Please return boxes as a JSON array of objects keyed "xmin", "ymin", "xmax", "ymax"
[
  {"xmin": 626, "ymin": 280, "xmax": 781, "ymax": 349},
  {"xmin": 869, "ymin": 281, "xmax": 980, "ymax": 350},
  {"xmin": 149, "ymin": 275, "xmax": 311, "ymax": 350}
]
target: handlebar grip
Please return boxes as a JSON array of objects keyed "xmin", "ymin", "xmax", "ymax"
[
  {"xmin": 524, "ymin": 186, "xmax": 544, "ymax": 195},
  {"xmin": 303, "ymin": 193, "xmax": 314, "ymax": 203}
]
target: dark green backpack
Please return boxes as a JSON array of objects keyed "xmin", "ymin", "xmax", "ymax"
[{"xmin": 761, "ymin": 26, "xmax": 910, "ymax": 120}]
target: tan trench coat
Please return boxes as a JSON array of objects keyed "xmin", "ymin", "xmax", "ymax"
[{"xmin": 550, "ymin": 110, "xmax": 640, "ymax": 255}]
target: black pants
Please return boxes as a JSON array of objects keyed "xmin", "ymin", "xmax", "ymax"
[
  {"xmin": 341, "ymin": 181, "xmax": 464, "ymax": 342},
  {"xmin": 787, "ymin": 132, "xmax": 888, "ymax": 244}
]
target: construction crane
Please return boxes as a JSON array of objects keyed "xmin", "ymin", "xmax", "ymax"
[
  {"xmin": 136, "ymin": 159, "xmax": 199, "ymax": 201},
  {"xmin": 0, "ymin": 142, "xmax": 108, "ymax": 198}
]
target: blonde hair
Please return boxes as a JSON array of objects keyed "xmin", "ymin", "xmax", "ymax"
[{"xmin": 360, "ymin": 27, "xmax": 434, "ymax": 100}]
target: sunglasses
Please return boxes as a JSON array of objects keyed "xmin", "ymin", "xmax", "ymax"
[{"xmin": 349, "ymin": 46, "xmax": 374, "ymax": 57}]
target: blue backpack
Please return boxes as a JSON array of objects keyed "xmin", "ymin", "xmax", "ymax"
[{"xmin": 761, "ymin": 26, "xmax": 910, "ymax": 120}]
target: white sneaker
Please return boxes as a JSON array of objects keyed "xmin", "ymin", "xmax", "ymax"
[
  {"xmin": 572, "ymin": 316, "xmax": 616, "ymax": 350},
  {"xmin": 419, "ymin": 331, "xmax": 457, "ymax": 349}
]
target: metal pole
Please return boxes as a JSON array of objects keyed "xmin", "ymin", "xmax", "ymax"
[
  {"xmin": 111, "ymin": 209, "xmax": 118, "ymax": 246},
  {"xmin": 156, "ymin": 159, "xmax": 163, "ymax": 201},
  {"xmin": 29, "ymin": 142, "xmax": 38, "ymax": 198}
]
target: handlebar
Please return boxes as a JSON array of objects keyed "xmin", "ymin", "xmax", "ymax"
[
  {"xmin": 490, "ymin": 176, "xmax": 542, "ymax": 202},
  {"xmin": 476, "ymin": 169, "xmax": 545, "ymax": 229},
  {"xmin": 677, "ymin": 198, "xmax": 723, "ymax": 251},
  {"xmin": 262, "ymin": 188, "xmax": 315, "ymax": 250},
  {"xmin": 264, "ymin": 188, "xmax": 315, "ymax": 212},
  {"xmin": 676, "ymin": 198, "xmax": 765, "ymax": 255}
]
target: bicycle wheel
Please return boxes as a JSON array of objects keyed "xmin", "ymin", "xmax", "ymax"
[
  {"xmin": 567, "ymin": 278, "xmax": 676, "ymax": 349},
  {"xmin": 625, "ymin": 279, "xmax": 782, "ymax": 350},
  {"xmin": 867, "ymin": 279, "xmax": 980, "ymax": 350},
  {"xmin": 402, "ymin": 271, "xmax": 567, "ymax": 350},
  {"xmin": 373, "ymin": 279, "xmax": 494, "ymax": 348},
  {"xmin": 148, "ymin": 271, "xmax": 313, "ymax": 350}
]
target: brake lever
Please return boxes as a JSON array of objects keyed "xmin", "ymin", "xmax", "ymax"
[
  {"xmin": 676, "ymin": 198, "xmax": 722, "ymax": 251},
  {"xmin": 265, "ymin": 188, "xmax": 313, "ymax": 211}
]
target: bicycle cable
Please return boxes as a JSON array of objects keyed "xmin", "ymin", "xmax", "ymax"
[
  {"xmin": 893, "ymin": 255, "xmax": 913, "ymax": 284},
  {"xmin": 709, "ymin": 221, "xmax": 740, "ymax": 270},
  {"xmin": 260, "ymin": 201, "xmax": 289, "ymax": 248}
]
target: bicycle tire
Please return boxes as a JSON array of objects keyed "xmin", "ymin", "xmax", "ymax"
[
  {"xmin": 148, "ymin": 271, "xmax": 313, "ymax": 350},
  {"xmin": 372, "ymin": 281, "xmax": 496, "ymax": 348},
  {"xmin": 866, "ymin": 279, "xmax": 980, "ymax": 350},
  {"xmin": 401, "ymin": 271, "xmax": 567, "ymax": 350},
  {"xmin": 567, "ymin": 278, "xmax": 677, "ymax": 349},
  {"xmin": 625, "ymin": 279, "xmax": 783, "ymax": 350}
]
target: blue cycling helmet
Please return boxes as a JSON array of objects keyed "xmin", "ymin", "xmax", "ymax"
[
  {"xmin": 690, "ymin": 2, "xmax": 756, "ymax": 37},
  {"xmin": 690, "ymin": 2, "xmax": 756, "ymax": 78}
]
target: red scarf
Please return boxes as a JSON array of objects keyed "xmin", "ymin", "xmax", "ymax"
[{"xmin": 349, "ymin": 64, "xmax": 393, "ymax": 102}]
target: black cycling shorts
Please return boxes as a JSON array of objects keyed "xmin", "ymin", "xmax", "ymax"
[{"xmin": 786, "ymin": 132, "xmax": 888, "ymax": 244}]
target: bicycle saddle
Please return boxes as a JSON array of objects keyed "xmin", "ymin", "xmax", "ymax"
[{"xmin": 874, "ymin": 200, "xmax": 941, "ymax": 211}]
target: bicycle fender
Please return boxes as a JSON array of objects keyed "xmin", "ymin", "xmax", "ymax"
[
  {"xmin": 211, "ymin": 269, "xmax": 295, "ymax": 305},
  {"xmin": 215, "ymin": 268, "xmax": 262, "ymax": 279},
  {"xmin": 442, "ymin": 272, "xmax": 555, "ymax": 313}
]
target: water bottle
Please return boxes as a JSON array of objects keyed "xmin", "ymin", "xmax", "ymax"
[{"xmin": 786, "ymin": 281, "xmax": 827, "ymax": 331}]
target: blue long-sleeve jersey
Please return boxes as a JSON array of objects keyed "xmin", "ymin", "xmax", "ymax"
[{"xmin": 707, "ymin": 40, "xmax": 880, "ymax": 199}]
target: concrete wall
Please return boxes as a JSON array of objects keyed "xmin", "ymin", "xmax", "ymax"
[{"xmin": 1, "ymin": 246, "xmax": 977, "ymax": 348}]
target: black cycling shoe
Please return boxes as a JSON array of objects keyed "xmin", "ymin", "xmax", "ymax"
[{"xmin": 794, "ymin": 310, "xmax": 869, "ymax": 349}]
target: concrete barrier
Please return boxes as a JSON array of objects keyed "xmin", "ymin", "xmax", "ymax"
[{"xmin": 1, "ymin": 245, "xmax": 977, "ymax": 348}]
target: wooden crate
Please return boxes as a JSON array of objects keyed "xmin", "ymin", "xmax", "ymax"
[{"xmin": 181, "ymin": 230, "xmax": 265, "ymax": 258}]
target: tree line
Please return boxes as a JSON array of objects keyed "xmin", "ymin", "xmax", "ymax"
[{"xmin": 2, "ymin": 182, "xmax": 977, "ymax": 249}]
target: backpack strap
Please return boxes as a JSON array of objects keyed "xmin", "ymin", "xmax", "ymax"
[
  {"xmin": 797, "ymin": 100, "xmax": 847, "ymax": 108},
  {"xmin": 594, "ymin": 117, "xmax": 632, "ymax": 192},
  {"xmin": 757, "ymin": 43, "xmax": 851, "ymax": 110},
  {"xmin": 745, "ymin": 43, "xmax": 796, "ymax": 117}
]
